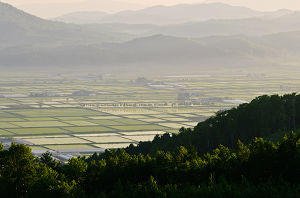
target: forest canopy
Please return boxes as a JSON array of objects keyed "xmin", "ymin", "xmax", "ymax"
[{"xmin": 0, "ymin": 133, "xmax": 299, "ymax": 197}]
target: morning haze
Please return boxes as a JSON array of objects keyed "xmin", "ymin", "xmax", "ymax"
[
  {"xmin": 2, "ymin": 0, "xmax": 300, "ymax": 18},
  {"xmin": 0, "ymin": 1, "xmax": 300, "ymax": 197}
]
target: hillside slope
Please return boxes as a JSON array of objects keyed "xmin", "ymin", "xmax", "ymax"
[
  {"xmin": 120, "ymin": 93, "xmax": 300, "ymax": 155},
  {"xmin": 54, "ymin": 11, "xmax": 108, "ymax": 24},
  {"xmin": 147, "ymin": 12, "xmax": 300, "ymax": 37},
  {"xmin": 0, "ymin": 2, "xmax": 130, "ymax": 48},
  {"xmin": 0, "ymin": 34, "xmax": 277, "ymax": 67}
]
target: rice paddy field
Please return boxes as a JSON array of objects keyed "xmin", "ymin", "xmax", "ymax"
[{"xmin": 0, "ymin": 70, "xmax": 299, "ymax": 153}]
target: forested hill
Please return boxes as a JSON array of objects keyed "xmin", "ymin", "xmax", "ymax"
[
  {"xmin": 106, "ymin": 93, "xmax": 300, "ymax": 156},
  {"xmin": 1, "ymin": 132, "xmax": 300, "ymax": 197}
]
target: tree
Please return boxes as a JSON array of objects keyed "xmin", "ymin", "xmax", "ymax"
[
  {"xmin": 1, "ymin": 143, "xmax": 38, "ymax": 198},
  {"xmin": 40, "ymin": 151, "xmax": 60, "ymax": 170},
  {"xmin": 64, "ymin": 158, "xmax": 87, "ymax": 183}
]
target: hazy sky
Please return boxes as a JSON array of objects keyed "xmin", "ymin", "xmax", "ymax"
[{"xmin": 3, "ymin": 0, "xmax": 300, "ymax": 18}]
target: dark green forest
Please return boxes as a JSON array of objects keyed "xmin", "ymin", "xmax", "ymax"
[
  {"xmin": 1, "ymin": 94, "xmax": 300, "ymax": 198},
  {"xmin": 1, "ymin": 133, "xmax": 300, "ymax": 197},
  {"xmin": 118, "ymin": 93, "xmax": 300, "ymax": 156}
]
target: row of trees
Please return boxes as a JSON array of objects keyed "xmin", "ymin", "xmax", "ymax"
[{"xmin": 1, "ymin": 133, "xmax": 300, "ymax": 197}]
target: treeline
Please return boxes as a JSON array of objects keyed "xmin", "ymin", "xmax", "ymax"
[
  {"xmin": 0, "ymin": 133, "xmax": 300, "ymax": 197},
  {"xmin": 114, "ymin": 93, "xmax": 300, "ymax": 156}
]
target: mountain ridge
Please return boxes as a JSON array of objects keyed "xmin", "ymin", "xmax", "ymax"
[
  {"xmin": 0, "ymin": 33, "xmax": 294, "ymax": 68},
  {"xmin": 53, "ymin": 2, "xmax": 266, "ymax": 25},
  {"xmin": 0, "ymin": 1, "xmax": 131, "ymax": 49}
]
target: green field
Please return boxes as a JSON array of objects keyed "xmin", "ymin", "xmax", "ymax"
[
  {"xmin": 0, "ymin": 129, "xmax": 13, "ymax": 135},
  {"xmin": 8, "ymin": 108, "xmax": 106, "ymax": 117},
  {"xmin": 111, "ymin": 125, "xmax": 167, "ymax": 131},
  {"xmin": 63, "ymin": 126, "xmax": 114, "ymax": 133},
  {"xmin": 81, "ymin": 136, "xmax": 133, "ymax": 144},
  {"xmin": 87, "ymin": 119, "xmax": 123, "ymax": 126},
  {"xmin": 13, "ymin": 121, "xmax": 71, "ymax": 128},
  {"xmin": 64, "ymin": 121, "xmax": 98, "ymax": 126},
  {"xmin": 7, "ymin": 128, "xmax": 68, "ymax": 135},
  {"xmin": 25, "ymin": 137, "xmax": 90, "ymax": 145},
  {"xmin": 45, "ymin": 144, "xmax": 96, "ymax": 150}
]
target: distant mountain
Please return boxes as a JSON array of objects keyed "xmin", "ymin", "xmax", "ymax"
[
  {"xmin": 54, "ymin": 11, "xmax": 108, "ymax": 24},
  {"xmin": 262, "ymin": 30, "xmax": 300, "ymax": 54},
  {"xmin": 53, "ymin": 6, "xmax": 300, "ymax": 39},
  {"xmin": 266, "ymin": 9, "xmax": 293, "ymax": 18},
  {"xmin": 53, "ymin": 3, "xmax": 265, "ymax": 25},
  {"xmin": 1, "ymin": 1, "xmax": 300, "ymax": 71},
  {"xmin": 0, "ymin": 33, "xmax": 289, "ymax": 68},
  {"xmin": 0, "ymin": 35, "xmax": 225, "ymax": 67},
  {"xmin": 146, "ymin": 12, "xmax": 300, "ymax": 37},
  {"xmin": 19, "ymin": 0, "xmax": 144, "ymax": 19},
  {"xmin": 0, "ymin": 2, "xmax": 131, "ymax": 49}
]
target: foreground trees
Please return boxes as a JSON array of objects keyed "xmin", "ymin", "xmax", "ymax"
[{"xmin": 0, "ymin": 133, "xmax": 299, "ymax": 197}]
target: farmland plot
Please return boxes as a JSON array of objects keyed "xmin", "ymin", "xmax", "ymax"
[{"xmin": 0, "ymin": 71, "xmax": 297, "ymax": 153}]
